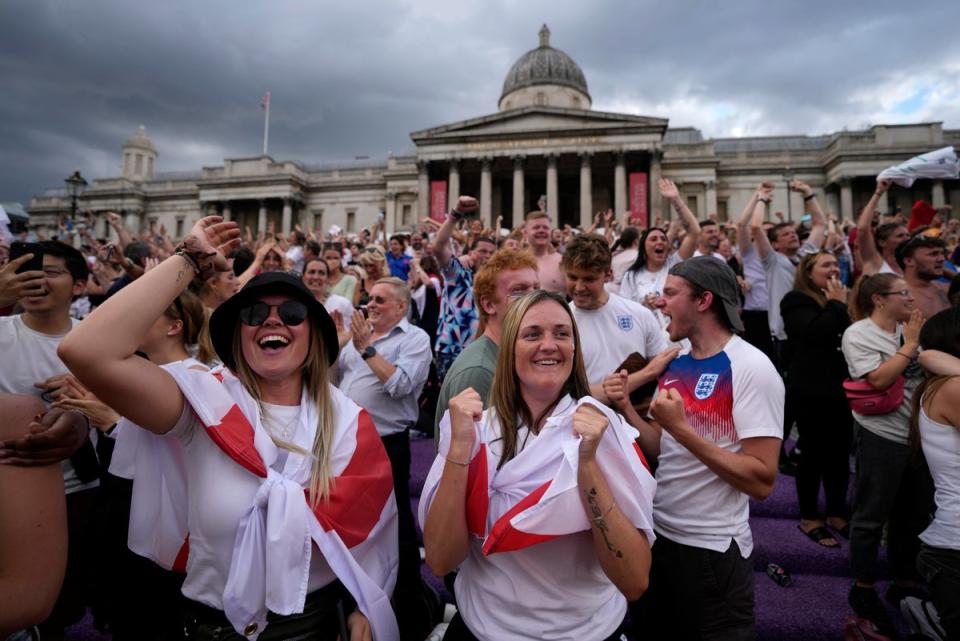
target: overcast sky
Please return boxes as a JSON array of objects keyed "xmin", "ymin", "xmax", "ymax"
[{"xmin": 2, "ymin": 0, "xmax": 958, "ymax": 205}]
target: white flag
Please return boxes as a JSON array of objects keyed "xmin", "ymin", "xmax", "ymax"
[
  {"xmin": 0, "ymin": 205, "xmax": 12, "ymax": 242},
  {"xmin": 878, "ymin": 146, "xmax": 959, "ymax": 188}
]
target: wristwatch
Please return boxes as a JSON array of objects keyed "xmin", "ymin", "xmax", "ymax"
[{"xmin": 361, "ymin": 346, "xmax": 377, "ymax": 361}]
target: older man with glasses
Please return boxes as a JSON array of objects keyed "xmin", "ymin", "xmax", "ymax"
[{"xmin": 334, "ymin": 276, "xmax": 436, "ymax": 640}]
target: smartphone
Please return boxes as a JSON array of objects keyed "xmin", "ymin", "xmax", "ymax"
[{"xmin": 10, "ymin": 241, "xmax": 44, "ymax": 274}]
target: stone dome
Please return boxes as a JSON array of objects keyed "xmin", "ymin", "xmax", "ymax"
[
  {"xmin": 499, "ymin": 25, "xmax": 591, "ymax": 110},
  {"xmin": 124, "ymin": 124, "xmax": 156, "ymax": 152}
]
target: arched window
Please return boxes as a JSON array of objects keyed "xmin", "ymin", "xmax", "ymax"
[{"xmin": 535, "ymin": 92, "xmax": 546, "ymax": 106}]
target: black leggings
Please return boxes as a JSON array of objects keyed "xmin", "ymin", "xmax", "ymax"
[
  {"xmin": 443, "ymin": 612, "xmax": 626, "ymax": 641},
  {"xmin": 792, "ymin": 393, "xmax": 852, "ymax": 520}
]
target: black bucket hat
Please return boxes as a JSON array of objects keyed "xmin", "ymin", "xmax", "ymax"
[{"xmin": 208, "ymin": 271, "xmax": 339, "ymax": 370}]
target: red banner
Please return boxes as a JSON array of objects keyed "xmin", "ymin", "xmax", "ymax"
[
  {"xmin": 629, "ymin": 172, "xmax": 648, "ymax": 228},
  {"xmin": 430, "ymin": 181, "xmax": 448, "ymax": 221}
]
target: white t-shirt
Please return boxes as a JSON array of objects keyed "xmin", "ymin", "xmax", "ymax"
[
  {"xmin": 693, "ymin": 249, "xmax": 726, "ymax": 262},
  {"xmin": 0, "ymin": 314, "xmax": 96, "ymax": 495},
  {"xmin": 918, "ymin": 402, "xmax": 960, "ymax": 550},
  {"xmin": 762, "ymin": 242, "xmax": 817, "ymax": 340},
  {"xmin": 168, "ymin": 403, "xmax": 336, "ymax": 610},
  {"xmin": 740, "ymin": 245, "xmax": 769, "ymax": 312},
  {"xmin": 840, "ymin": 318, "xmax": 921, "ymax": 445},
  {"xmin": 570, "ymin": 293, "xmax": 668, "ymax": 385},
  {"xmin": 608, "ymin": 248, "xmax": 638, "ymax": 293},
  {"xmin": 653, "ymin": 335, "xmax": 784, "ymax": 556},
  {"xmin": 323, "ymin": 293, "xmax": 354, "ymax": 325},
  {"xmin": 285, "ymin": 245, "xmax": 305, "ymax": 273},
  {"xmin": 619, "ymin": 253, "xmax": 682, "ymax": 331}
]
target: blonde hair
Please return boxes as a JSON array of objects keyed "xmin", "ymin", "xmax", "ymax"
[
  {"xmin": 490, "ymin": 290, "xmax": 590, "ymax": 469},
  {"xmin": 230, "ymin": 317, "xmax": 336, "ymax": 505}
]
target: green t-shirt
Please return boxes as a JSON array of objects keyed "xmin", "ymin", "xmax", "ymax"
[{"xmin": 434, "ymin": 335, "xmax": 499, "ymax": 439}]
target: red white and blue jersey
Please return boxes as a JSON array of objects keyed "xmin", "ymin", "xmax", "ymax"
[{"xmin": 653, "ymin": 335, "xmax": 783, "ymax": 557}]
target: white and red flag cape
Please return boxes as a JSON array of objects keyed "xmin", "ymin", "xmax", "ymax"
[
  {"xmin": 418, "ymin": 396, "xmax": 656, "ymax": 554},
  {"xmin": 110, "ymin": 362, "xmax": 400, "ymax": 641}
]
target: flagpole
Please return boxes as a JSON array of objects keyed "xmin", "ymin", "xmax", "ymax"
[{"xmin": 262, "ymin": 92, "xmax": 270, "ymax": 156}]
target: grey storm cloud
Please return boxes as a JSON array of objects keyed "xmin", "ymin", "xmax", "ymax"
[{"xmin": 2, "ymin": 0, "xmax": 958, "ymax": 205}]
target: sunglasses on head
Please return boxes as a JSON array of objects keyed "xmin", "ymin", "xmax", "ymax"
[{"xmin": 239, "ymin": 300, "xmax": 309, "ymax": 326}]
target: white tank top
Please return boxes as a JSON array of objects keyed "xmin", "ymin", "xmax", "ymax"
[{"xmin": 918, "ymin": 399, "xmax": 960, "ymax": 550}]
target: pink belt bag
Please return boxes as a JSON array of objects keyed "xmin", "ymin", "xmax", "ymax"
[{"xmin": 842, "ymin": 376, "xmax": 905, "ymax": 415}]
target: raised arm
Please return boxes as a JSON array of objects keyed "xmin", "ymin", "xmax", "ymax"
[
  {"xmin": 856, "ymin": 179, "xmax": 890, "ymax": 275},
  {"xmin": 750, "ymin": 182, "xmax": 776, "ymax": 259},
  {"xmin": 105, "ymin": 211, "xmax": 133, "ymax": 249},
  {"xmin": 660, "ymin": 179, "xmax": 701, "ymax": 260},
  {"xmin": 790, "ymin": 180, "xmax": 826, "ymax": 248},
  {"xmin": 574, "ymin": 405, "xmax": 651, "ymax": 601},
  {"xmin": 736, "ymin": 186, "xmax": 767, "ymax": 256},
  {"xmin": 433, "ymin": 196, "xmax": 478, "ymax": 270},
  {"xmin": 58, "ymin": 217, "xmax": 240, "ymax": 434},
  {"xmin": 423, "ymin": 389, "xmax": 480, "ymax": 576},
  {"xmin": 0, "ymin": 396, "xmax": 67, "ymax": 637}
]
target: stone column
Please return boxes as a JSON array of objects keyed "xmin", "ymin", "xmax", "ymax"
[
  {"xmin": 123, "ymin": 211, "xmax": 140, "ymax": 236},
  {"xmin": 221, "ymin": 201, "xmax": 232, "ymax": 221},
  {"xmin": 546, "ymin": 154, "xmax": 559, "ymax": 228},
  {"xmin": 447, "ymin": 159, "xmax": 460, "ymax": 207},
  {"xmin": 877, "ymin": 191, "xmax": 890, "ymax": 214},
  {"xmin": 258, "ymin": 199, "xmax": 268, "ymax": 234},
  {"xmin": 281, "ymin": 198, "xmax": 293, "ymax": 235},
  {"xmin": 512, "ymin": 156, "xmax": 525, "ymax": 222},
  {"xmin": 840, "ymin": 180, "xmax": 854, "ymax": 220},
  {"xmin": 932, "ymin": 180, "xmax": 946, "ymax": 208},
  {"xmin": 614, "ymin": 152, "xmax": 627, "ymax": 219},
  {"xmin": 480, "ymin": 158, "xmax": 493, "ymax": 228},
  {"xmin": 579, "ymin": 152, "xmax": 593, "ymax": 229},
  {"xmin": 384, "ymin": 192, "xmax": 396, "ymax": 236},
  {"xmin": 649, "ymin": 149, "xmax": 662, "ymax": 222},
  {"xmin": 706, "ymin": 180, "xmax": 718, "ymax": 219},
  {"xmin": 417, "ymin": 161, "xmax": 429, "ymax": 220}
]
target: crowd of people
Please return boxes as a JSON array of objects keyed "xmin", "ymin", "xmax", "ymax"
[{"xmin": 1, "ymin": 175, "xmax": 959, "ymax": 641}]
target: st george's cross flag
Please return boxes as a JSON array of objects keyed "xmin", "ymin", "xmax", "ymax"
[
  {"xmin": 878, "ymin": 146, "xmax": 959, "ymax": 188},
  {"xmin": 419, "ymin": 396, "xmax": 656, "ymax": 555},
  {"xmin": 111, "ymin": 362, "xmax": 399, "ymax": 641}
]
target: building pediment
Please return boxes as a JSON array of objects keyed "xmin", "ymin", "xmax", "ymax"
[{"xmin": 411, "ymin": 106, "xmax": 668, "ymax": 146}]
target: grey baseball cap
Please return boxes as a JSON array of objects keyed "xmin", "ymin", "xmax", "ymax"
[{"xmin": 668, "ymin": 256, "xmax": 745, "ymax": 332}]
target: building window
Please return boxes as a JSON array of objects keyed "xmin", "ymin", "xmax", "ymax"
[
  {"xmin": 535, "ymin": 92, "xmax": 546, "ymax": 106},
  {"xmin": 572, "ymin": 96, "xmax": 581, "ymax": 109},
  {"xmin": 135, "ymin": 154, "xmax": 143, "ymax": 175},
  {"xmin": 147, "ymin": 157, "xmax": 154, "ymax": 178},
  {"xmin": 313, "ymin": 209, "xmax": 324, "ymax": 233},
  {"xmin": 687, "ymin": 196, "xmax": 699, "ymax": 216},
  {"xmin": 401, "ymin": 204, "xmax": 412, "ymax": 227},
  {"xmin": 718, "ymin": 200, "xmax": 728, "ymax": 221},
  {"xmin": 346, "ymin": 210, "xmax": 356, "ymax": 233},
  {"xmin": 175, "ymin": 216, "xmax": 185, "ymax": 238}
]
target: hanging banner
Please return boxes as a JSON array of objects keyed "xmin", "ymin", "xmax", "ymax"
[
  {"xmin": 430, "ymin": 181, "xmax": 448, "ymax": 221},
  {"xmin": 629, "ymin": 172, "xmax": 648, "ymax": 228}
]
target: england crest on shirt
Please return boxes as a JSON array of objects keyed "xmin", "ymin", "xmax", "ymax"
[
  {"xmin": 694, "ymin": 373, "xmax": 719, "ymax": 400},
  {"xmin": 616, "ymin": 315, "xmax": 634, "ymax": 331}
]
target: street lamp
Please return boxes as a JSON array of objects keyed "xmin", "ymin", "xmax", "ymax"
[
  {"xmin": 783, "ymin": 167, "xmax": 795, "ymax": 221},
  {"xmin": 64, "ymin": 170, "xmax": 87, "ymax": 222}
]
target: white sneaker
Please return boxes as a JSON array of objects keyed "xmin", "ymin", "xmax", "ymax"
[{"xmin": 900, "ymin": 596, "xmax": 948, "ymax": 641}]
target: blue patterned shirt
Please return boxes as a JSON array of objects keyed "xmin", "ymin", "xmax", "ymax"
[{"xmin": 435, "ymin": 256, "xmax": 479, "ymax": 361}]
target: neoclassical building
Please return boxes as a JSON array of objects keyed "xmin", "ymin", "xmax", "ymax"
[{"xmin": 28, "ymin": 25, "xmax": 960, "ymax": 239}]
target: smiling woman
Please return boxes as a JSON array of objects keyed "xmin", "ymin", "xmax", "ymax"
[
  {"xmin": 57, "ymin": 217, "xmax": 401, "ymax": 641},
  {"xmin": 420, "ymin": 290, "xmax": 657, "ymax": 641}
]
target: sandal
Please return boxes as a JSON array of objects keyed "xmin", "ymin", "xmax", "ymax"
[
  {"xmin": 826, "ymin": 519, "xmax": 850, "ymax": 539},
  {"xmin": 798, "ymin": 524, "xmax": 840, "ymax": 548}
]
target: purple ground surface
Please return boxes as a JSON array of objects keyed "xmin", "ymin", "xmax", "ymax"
[{"xmin": 64, "ymin": 435, "xmax": 912, "ymax": 641}]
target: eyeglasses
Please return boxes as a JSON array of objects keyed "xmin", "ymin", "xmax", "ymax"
[
  {"xmin": 369, "ymin": 295, "xmax": 395, "ymax": 305},
  {"xmin": 506, "ymin": 288, "xmax": 536, "ymax": 301},
  {"xmin": 877, "ymin": 289, "xmax": 911, "ymax": 298},
  {"xmin": 238, "ymin": 300, "xmax": 309, "ymax": 326}
]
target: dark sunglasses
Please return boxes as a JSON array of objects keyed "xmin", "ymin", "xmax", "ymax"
[{"xmin": 239, "ymin": 300, "xmax": 309, "ymax": 326}]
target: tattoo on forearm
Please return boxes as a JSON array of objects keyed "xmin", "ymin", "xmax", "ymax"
[{"xmin": 586, "ymin": 487, "xmax": 623, "ymax": 558}]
